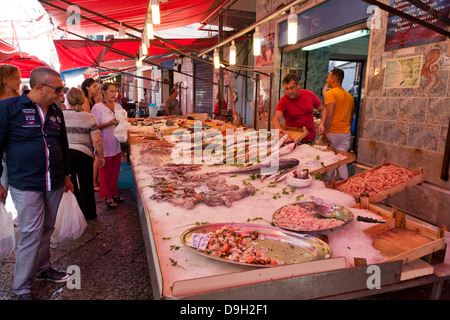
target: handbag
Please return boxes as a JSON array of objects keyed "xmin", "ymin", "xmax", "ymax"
[
  {"xmin": 0, "ymin": 202, "xmax": 16, "ymax": 260},
  {"xmin": 52, "ymin": 191, "xmax": 87, "ymax": 243}
]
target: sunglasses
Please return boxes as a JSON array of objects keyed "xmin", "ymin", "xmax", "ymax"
[{"xmin": 40, "ymin": 83, "xmax": 64, "ymax": 94}]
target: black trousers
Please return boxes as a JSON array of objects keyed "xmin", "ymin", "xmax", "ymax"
[{"xmin": 69, "ymin": 149, "xmax": 97, "ymax": 219}]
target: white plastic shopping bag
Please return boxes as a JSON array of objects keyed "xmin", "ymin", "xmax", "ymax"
[
  {"xmin": 52, "ymin": 191, "xmax": 87, "ymax": 243},
  {"xmin": 114, "ymin": 120, "xmax": 132, "ymax": 143},
  {"xmin": 114, "ymin": 108, "xmax": 131, "ymax": 142},
  {"xmin": 0, "ymin": 202, "xmax": 16, "ymax": 260},
  {"xmin": 114, "ymin": 108, "xmax": 127, "ymax": 121}
]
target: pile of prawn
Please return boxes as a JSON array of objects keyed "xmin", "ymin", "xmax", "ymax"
[
  {"xmin": 273, "ymin": 204, "xmax": 345, "ymax": 231},
  {"xmin": 336, "ymin": 164, "xmax": 418, "ymax": 198}
]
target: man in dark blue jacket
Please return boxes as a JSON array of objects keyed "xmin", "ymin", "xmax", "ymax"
[{"xmin": 0, "ymin": 66, "xmax": 74, "ymax": 300}]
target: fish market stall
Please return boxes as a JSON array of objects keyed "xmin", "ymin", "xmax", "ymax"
[{"xmin": 128, "ymin": 125, "xmax": 447, "ymax": 299}]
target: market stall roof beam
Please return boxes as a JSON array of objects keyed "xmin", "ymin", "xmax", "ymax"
[
  {"xmin": 58, "ymin": 27, "xmax": 218, "ymax": 86},
  {"xmin": 43, "ymin": 0, "xmax": 269, "ymax": 78},
  {"xmin": 199, "ymin": 0, "xmax": 309, "ymax": 56},
  {"xmin": 48, "ymin": 0, "xmax": 204, "ymax": 55}
]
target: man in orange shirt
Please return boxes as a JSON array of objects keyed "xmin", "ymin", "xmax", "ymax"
[{"xmin": 324, "ymin": 68, "xmax": 354, "ymax": 179}]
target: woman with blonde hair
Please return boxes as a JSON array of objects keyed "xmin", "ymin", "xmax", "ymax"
[
  {"xmin": 91, "ymin": 83, "xmax": 125, "ymax": 208},
  {"xmin": 63, "ymin": 88, "xmax": 106, "ymax": 219},
  {"xmin": 0, "ymin": 64, "xmax": 21, "ymax": 99},
  {"xmin": 0, "ymin": 64, "xmax": 22, "ymax": 195}
]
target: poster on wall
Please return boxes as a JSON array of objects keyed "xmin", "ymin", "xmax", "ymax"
[
  {"xmin": 385, "ymin": 0, "xmax": 449, "ymax": 51},
  {"xmin": 384, "ymin": 55, "xmax": 422, "ymax": 89}
]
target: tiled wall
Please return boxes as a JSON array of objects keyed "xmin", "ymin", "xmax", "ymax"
[
  {"xmin": 359, "ymin": 0, "xmax": 449, "ymax": 226},
  {"xmin": 363, "ymin": 43, "xmax": 449, "ymax": 154},
  {"xmin": 360, "ymin": 6, "xmax": 449, "ymax": 178}
]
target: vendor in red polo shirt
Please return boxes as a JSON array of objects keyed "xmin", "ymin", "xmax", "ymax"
[{"xmin": 273, "ymin": 73, "xmax": 327, "ymax": 143}]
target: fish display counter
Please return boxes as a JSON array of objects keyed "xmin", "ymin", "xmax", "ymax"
[{"xmin": 127, "ymin": 126, "xmax": 448, "ymax": 300}]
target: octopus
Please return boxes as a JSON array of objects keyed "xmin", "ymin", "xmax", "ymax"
[
  {"xmin": 149, "ymin": 171, "xmax": 256, "ymax": 209},
  {"xmin": 418, "ymin": 48, "xmax": 441, "ymax": 96}
]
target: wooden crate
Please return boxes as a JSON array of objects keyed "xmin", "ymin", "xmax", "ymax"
[
  {"xmin": 309, "ymin": 146, "xmax": 356, "ymax": 176},
  {"xmin": 335, "ymin": 158, "xmax": 425, "ymax": 203},
  {"xmin": 355, "ymin": 200, "xmax": 446, "ymax": 265}
]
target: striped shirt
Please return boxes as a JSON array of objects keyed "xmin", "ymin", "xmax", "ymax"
[{"xmin": 62, "ymin": 109, "xmax": 100, "ymax": 158}]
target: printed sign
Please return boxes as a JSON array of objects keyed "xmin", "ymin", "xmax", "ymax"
[
  {"xmin": 385, "ymin": 0, "xmax": 449, "ymax": 51},
  {"xmin": 384, "ymin": 55, "xmax": 422, "ymax": 89}
]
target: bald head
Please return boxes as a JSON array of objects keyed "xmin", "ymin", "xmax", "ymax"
[
  {"xmin": 29, "ymin": 67, "xmax": 62, "ymax": 89},
  {"xmin": 27, "ymin": 67, "xmax": 64, "ymax": 108}
]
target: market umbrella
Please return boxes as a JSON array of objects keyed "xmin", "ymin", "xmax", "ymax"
[{"xmin": 1, "ymin": 51, "xmax": 49, "ymax": 78}]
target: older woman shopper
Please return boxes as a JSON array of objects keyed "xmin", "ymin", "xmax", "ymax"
[
  {"xmin": 63, "ymin": 88, "xmax": 105, "ymax": 219},
  {"xmin": 91, "ymin": 83, "xmax": 125, "ymax": 208},
  {"xmin": 0, "ymin": 64, "xmax": 22, "ymax": 195}
]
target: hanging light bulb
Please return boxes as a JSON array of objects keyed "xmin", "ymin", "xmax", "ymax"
[
  {"xmin": 141, "ymin": 42, "xmax": 147, "ymax": 56},
  {"xmin": 288, "ymin": 7, "xmax": 298, "ymax": 45},
  {"xmin": 143, "ymin": 30, "xmax": 150, "ymax": 49},
  {"xmin": 229, "ymin": 40, "xmax": 236, "ymax": 65},
  {"xmin": 213, "ymin": 48, "xmax": 220, "ymax": 69},
  {"xmin": 146, "ymin": 17, "xmax": 155, "ymax": 40},
  {"xmin": 253, "ymin": 27, "xmax": 261, "ymax": 56},
  {"xmin": 151, "ymin": 0, "xmax": 160, "ymax": 25}
]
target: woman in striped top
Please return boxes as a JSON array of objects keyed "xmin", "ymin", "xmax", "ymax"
[{"xmin": 63, "ymin": 88, "xmax": 105, "ymax": 219}]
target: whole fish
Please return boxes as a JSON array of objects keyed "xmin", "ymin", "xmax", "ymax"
[{"xmin": 220, "ymin": 158, "xmax": 300, "ymax": 174}]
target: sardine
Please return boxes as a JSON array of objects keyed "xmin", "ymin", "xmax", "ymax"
[{"xmin": 220, "ymin": 158, "xmax": 300, "ymax": 174}]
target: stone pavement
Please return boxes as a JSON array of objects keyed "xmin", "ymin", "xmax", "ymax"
[{"xmin": 0, "ymin": 187, "xmax": 154, "ymax": 300}]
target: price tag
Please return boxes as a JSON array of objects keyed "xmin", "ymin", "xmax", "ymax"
[{"xmin": 186, "ymin": 233, "xmax": 211, "ymax": 251}]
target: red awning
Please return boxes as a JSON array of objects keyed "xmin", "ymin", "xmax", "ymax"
[
  {"xmin": 0, "ymin": 54, "xmax": 49, "ymax": 78},
  {"xmin": 54, "ymin": 38, "xmax": 219, "ymax": 71},
  {"xmin": 0, "ymin": 40, "xmax": 19, "ymax": 60},
  {"xmin": 41, "ymin": 0, "xmax": 227, "ymax": 36}
]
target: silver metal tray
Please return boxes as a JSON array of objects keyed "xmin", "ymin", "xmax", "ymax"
[
  {"xmin": 180, "ymin": 223, "xmax": 332, "ymax": 268},
  {"xmin": 272, "ymin": 201, "xmax": 354, "ymax": 232}
]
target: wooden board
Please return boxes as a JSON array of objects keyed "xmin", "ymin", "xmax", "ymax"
[
  {"xmin": 400, "ymin": 259, "xmax": 434, "ymax": 281},
  {"xmin": 372, "ymin": 228, "xmax": 434, "ymax": 259},
  {"xmin": 336, "ymin": 158, "xmax": 425, "ymax": 203},
  {"xmin": 280, "ymin": 125, "xmax": 308, "ymax": 143},
  {"xmin": 309, "ymin": 146, "xmax": 356, "ymax": 176},
  {"xmin": 361, "ymin": 206, "xmax": 447, "ymax": 265}
]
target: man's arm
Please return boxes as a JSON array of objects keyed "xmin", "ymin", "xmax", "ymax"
[
  {"xmin": 324, "ymin": 102, "xmax": 335, "ymax": 133},
  {"xmin": 59, "ymin": 111, "xmax": 74, "ymax": 193},
  {"xmin": 272, "ymin": 110, "xmax": 286, "ymax": 135},
  {"xmin": 316, "ymin": 104, "xmax": 327, "ymax": 136}
]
